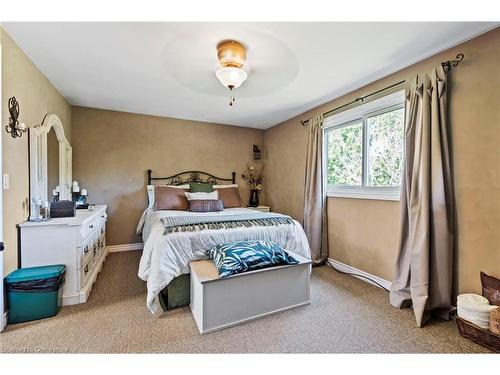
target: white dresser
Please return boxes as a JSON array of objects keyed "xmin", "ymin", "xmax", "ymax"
[{"xmin": 19, "ymin": 205, "xmax": 108, "ymax": 306}]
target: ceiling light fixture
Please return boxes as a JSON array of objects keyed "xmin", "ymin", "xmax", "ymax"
[{"xmin": 215, "ymin": 40, "xmax": 247, "ymax": 106}]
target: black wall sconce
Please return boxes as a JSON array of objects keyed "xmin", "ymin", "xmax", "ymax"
[
  {"xmin": 253, "ymin": 145, "xmax": 261, "ymax": 160},
  {"xmin": 5, "ymin": 97, "xmax": 27, "ymax": 138}
]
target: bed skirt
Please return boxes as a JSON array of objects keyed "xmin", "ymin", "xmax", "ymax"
[{"xmin": 158, "ymin": 274, "xmax": 190, "ymax": 310}]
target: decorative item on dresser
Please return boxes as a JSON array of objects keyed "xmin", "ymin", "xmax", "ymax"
[
  {"xmin": 50, "ymin": 200, "xmax": 76, "ymax": 218},
  {"xmin": 71, "ymin": 181, "xmax": 89, "ymax": 209},
  {"xmin": 19, "ymin": 205, "xmax": 108, "ymax": 306}
]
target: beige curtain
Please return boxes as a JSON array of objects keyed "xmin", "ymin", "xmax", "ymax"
[
  {"xmin": 390, "ymin": 67, "xmax": 455, "ymax": 327},
  {"xmin": 303, "ymin": 115, "xmax": 328, "ymax": 265}
]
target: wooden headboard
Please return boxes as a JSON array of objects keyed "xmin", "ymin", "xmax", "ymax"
[{"xmin": 147, "ymin": 169, "xmax": 236, "ymax": 186}]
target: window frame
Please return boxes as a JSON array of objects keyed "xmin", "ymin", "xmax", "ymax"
[{"xmin": 323, "ymin": 90, "xmax": 405, "ymax": 201}]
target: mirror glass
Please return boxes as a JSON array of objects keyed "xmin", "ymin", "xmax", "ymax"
[
  {"xmin": 47, "ymin": 126, "xmax": 59, "ymax": 202},
  {"xmin": 29, "ymin": 113, "xmax": 72, "ymax": 220}
]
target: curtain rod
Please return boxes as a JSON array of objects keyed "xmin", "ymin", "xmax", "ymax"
[{"xmin": 300, "ymin": 53, "xmax": 464, "ymax": 126}]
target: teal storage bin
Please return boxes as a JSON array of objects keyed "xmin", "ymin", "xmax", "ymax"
[{"xmin": 5, "ymin": 264, "xmax": 66, "ymax": 324}]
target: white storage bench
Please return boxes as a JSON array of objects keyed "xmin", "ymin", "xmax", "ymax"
[{"xmin": 189, "ymin": 252, "xmax": 311, "ymax": 334}]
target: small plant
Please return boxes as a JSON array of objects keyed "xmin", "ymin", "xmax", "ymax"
[{"xmin": 242, "ymin": 165, "xmax": 264, "ymax": 191}]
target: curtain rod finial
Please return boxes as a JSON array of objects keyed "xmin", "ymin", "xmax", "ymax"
[
  {"xmin": 441, "ymin": 53, "xmax": 464, "ymax": 71},
  {"xmin": 454, "ymin": 53, "xmax": 464, "ymax": 66}
]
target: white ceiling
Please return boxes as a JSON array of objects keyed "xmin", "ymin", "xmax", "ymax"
[{"xmin": 3, "ymin": 22, "xmax": 497, "ymax": 129}]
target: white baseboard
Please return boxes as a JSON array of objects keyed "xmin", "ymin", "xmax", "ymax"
[
  {"xmin": 107, "ymin": 243, "xmax": 143, "ymax": 253},
  {"xmin": 327, "ymin": 258, "xmax": 392, "ymax": 291}
]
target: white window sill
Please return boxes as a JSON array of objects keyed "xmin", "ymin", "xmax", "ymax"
[{"xmin": 327, "ymin": 187, "xmax": 400, "ymax": 201}]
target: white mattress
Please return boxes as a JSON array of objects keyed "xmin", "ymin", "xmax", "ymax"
[{"xmin": 136, "ymin": 207, "xmax": 311, "ymax": 315}]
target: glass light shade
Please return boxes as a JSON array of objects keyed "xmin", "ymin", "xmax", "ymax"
[{"xmin": 216, "ymin": 67, "xmax": 248, "ymax": 89}]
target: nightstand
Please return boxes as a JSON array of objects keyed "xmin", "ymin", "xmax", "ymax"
[{"xmin": 246, "ymin": 205, "xmax": 270, "ymax": 213}]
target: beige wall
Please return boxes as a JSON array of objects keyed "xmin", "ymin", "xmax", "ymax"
[
  {"xmin": 1, "ymin": 29, "xmax": 71, "ymax": 275},
  {"xmin": 71, "ymin": 106, "xmax": 264, "ymax": 246},
  {"xmin": 327, "ymin": 199, "xmax": 400, "ymax": 281},
  {"xmin": 264, "ymin": 27, "xmax": 500, "ymax": 294}
]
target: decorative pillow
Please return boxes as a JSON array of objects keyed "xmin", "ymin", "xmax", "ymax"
[
  {"xmin": 189, "ymin": 199, "xmax": 224, "ymax": 213},
  {"xmin": 480, "ymin": 271, "xmax": 500, "ymax": 306},
  {"xmin": 207, "ymin": 240, "xmax": 298, "ymax": 278},
  {"xmin": 185, "ymin": 191, "xmax": 218, "ymax": 201},
  {"xmin": 189, "ymin": 182, "xmax": 213, "ymax": 193},
  {"xmin": 147, "ymin": 184, "xmax": 189, "ymax": 209},
  {"xmin": 214, "ymin": 186, "xmax": 242, "ymax": 208},
  {"xmin": 154, "ymin": 186, "xmax": 189, "ymax": 210}
]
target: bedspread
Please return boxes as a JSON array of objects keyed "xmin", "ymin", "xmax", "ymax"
[{"xmin": 137, "ymin": 208, "xmax": 311, "ymax": 315}]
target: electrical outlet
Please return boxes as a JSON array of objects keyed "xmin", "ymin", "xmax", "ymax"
[{"xmin": 3, "ymin": 173, "xmax": 9, "ymax": 189}]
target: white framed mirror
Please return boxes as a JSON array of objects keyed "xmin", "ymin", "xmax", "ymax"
[{"xmin": 29, "ymin": 113, "xmax": 72, "ymax": 220}]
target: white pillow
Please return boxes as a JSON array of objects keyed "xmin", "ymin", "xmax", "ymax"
[
  {"xmin": 184, "ymin": 191, "xmax": 219, "ymax": 201},
  {"xmin": 147, "ymin": 184, "xmax": 190, "ymax": 209},
  {"xmin": 213, "ymin": 184, "xmax": 238, "ymax": 189}
]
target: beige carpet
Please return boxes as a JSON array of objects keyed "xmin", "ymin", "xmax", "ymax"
[{"xmin": 0, "ymin": 251, "xmax": 489, "ymax": 353}]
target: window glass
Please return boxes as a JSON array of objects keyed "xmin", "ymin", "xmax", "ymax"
[
  {"xmin": 367, "ymin": 107, "xmax": 405, "ymax": 187},
  {"xmin": 326, "ymin": 121, "xmax": 363, "ymax": 186}
]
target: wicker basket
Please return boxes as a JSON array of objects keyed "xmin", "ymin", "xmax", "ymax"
[{"xmin": 456, "ymin": 316, "xmax": 500, "ymax": 352}]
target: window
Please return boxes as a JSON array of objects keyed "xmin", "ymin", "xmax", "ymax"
[
  {"xmin": 324, "ymin": 91, "xmax": 405, "ymax": 200},
  {"xmin": 327, "ymin": 120, "xmax": 363, "ymax": 186}
]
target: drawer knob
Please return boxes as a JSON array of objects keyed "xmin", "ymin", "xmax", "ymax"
[
  {"xmin": 84, "ymin": 265, "xmax": 89, "ymax": 273},
  {"xmin": 89, "ymin": 224, "xmax": 94, "ymax": 229},
  {"xmin": 101, "ymin": 215, "xmax": 105, "ymax": 218},
  {"xmin": 84, "ymin": 246, "xmax": 89, "ymax": 253}
]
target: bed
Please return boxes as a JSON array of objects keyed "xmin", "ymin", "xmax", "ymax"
[{"xmin": 137, "ymin": 169, "xmax": 311, "ymax": 316}]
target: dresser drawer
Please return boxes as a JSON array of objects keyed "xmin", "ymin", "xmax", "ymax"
[
  {"xmin": 80, "ymin": 252, "xmax": 96, "ymax": 289},
  {"xmin": 80, "ymin": 210, "xmax": 107, "ymax": 240},
  {"xmin": 80, "ymin": 235, "xmax": 95, "ymax": 269},
  {"xmin": 96, "ymin": 222, "xmax": 106, "ymax": 256},
  {"xmin": 79, "ymin": 214, "xmax": 106, "ymax": 265},
  {"xmin": 98, "ymin": 222, "xmax": 106, "ymax": 247},
  {"xmin": 80, "ymin": 233, "xmax": 107, "ymax": 290},
  {"xmin": 80, "ymin": 228, "xmax": 99, "ymax": 266}
]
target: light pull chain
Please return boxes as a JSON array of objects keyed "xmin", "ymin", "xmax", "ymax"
[{"xmin": 229, "ymin": 87, "xmax": 236, "ymax": 107}]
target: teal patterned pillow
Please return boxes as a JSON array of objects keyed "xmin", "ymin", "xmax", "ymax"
[{"xmin": 207, "ymin": 240, "xmax": 298, "ymax": 278}]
